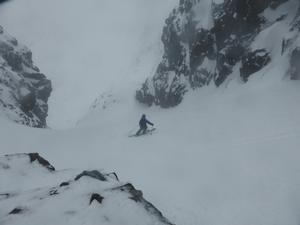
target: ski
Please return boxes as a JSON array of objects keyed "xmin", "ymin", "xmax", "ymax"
[{"xmin": 128, "ymin": 128, "xmax": 156, "ymax": 137}]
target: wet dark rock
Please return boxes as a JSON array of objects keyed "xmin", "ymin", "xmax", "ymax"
[
  {"xmin": 0, "ymin": 26, "xmax": 52, "ymax": 127},
  {"xmin": 136, "ymin": 81, "xmax": 156, "ymax": 107},
  {"xmin": 9, "ymin": 207, "xmax": 23, "ymax": 215},
  {"xmin": 2, "ymin": 51, "xmax": 23, "ymax": 71},
  {"xmin": 20, "ymin": 91, "xmax": 36, "ymax": 113},
  {"xmin": 75, "ymin": 170, "xmax": 107, "ymax": 182},
  {"xmin": 190, "ymin": 29, "xmax": 216, "ymax": 73},
  {"xmin": 136, "ymin": 0, "xmax": 289, "ymax": 107},
  {"xmin": 104, "ymin": 172, "xmax": 119, "ymax": 181},
  {"xmin": 0, "ymin": 193, "xmax": 10, "ymax": 200},
  {"xmin": 240, "ymin": 49, "xmax": 271, "ymax": 81},
  {"xmin": 112, "ymin": 183, "xmax": 175, "ymax": 225},
  {"xmin": 0, "ymin": 0, "xmax": 10, "ymax": 4},
  {"xmin": 49, "ymin": 189, "xmax": 59, "ymax": 196},
  {"xmin": 114, "ymin": 183, "xmax": 143, "ymax": 202},
  {"xmin": 291, "ymin": 7, "xmax": 300, "ymax": 31},
  {"xmin": 3, "ymin": 153, "xmax": 55, "ymax": 172},
  {"xmin": 60, "ymin": 182, "xmax": 70, "ymax": 187},
  {"xmin": 90, "ymin": 193, "xmax": 104, "ymax": 204},
  {"xmin": 290, "ymin": 47, "xmax": 300, "ymax": 80},
  {"xmin": 28, "ymin": 153, "xmax": 55, "ymax": 171},
  {"xmin": 276, "ymin": 14, "xmax": 287, "ymax": 22}
]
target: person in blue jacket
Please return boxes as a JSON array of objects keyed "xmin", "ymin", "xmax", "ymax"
[{"xmin": 136, "ymin": 114, "xmax": 154, "ymax": 136}]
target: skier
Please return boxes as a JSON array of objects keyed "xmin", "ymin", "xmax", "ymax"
[{"xmin": 136, "ymin": 114, "xmax": 154, "ymax": 136}]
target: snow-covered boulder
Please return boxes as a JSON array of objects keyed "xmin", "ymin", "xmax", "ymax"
[
  {"xmin": 136, "ymin": 0, "xmax": 300, "ymax": 107},
  {"xmin": 0, "ymin": 153, "xmax": 175, "ymax": 225},
  {"xmin": 0, "ymin": 26, "xmax": 51, "ymax": 127}
]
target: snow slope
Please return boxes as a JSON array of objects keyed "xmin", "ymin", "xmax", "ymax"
[
  {"xmin": 1, "ymin": 73, "xmax": 300, "ymax": 225},
  {"xmin": 0, "ymin": 154, "xmax": 174, "ymax": 225}
]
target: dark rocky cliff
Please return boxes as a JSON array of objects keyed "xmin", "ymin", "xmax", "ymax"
[
  {"xmin": 136, "ymin": 0, "xmax": 299, "ymax": 107},
  {"xmin": 0, "ymin": 26, "xmax": 52, "ymax": 127}
]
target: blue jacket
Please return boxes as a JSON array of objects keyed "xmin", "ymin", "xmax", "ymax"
[{"xmin": 139, "ymin": 116, "xmax": 153, "ymax": 129}]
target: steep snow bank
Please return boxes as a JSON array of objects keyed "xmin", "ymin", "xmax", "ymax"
[
  {"xmin": 0, "ymin": 72, "xmax": 300, "ymax": 225},
  {"xmin": 0, "ymin": 154, "xmax": 174, "ymax": 225}
]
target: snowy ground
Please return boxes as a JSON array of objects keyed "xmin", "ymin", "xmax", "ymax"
[
  {"xmin": 1, "ymin": 75, "xmax": 300, "ymax": 225},
  {"xmin": 1, "ymin": 0, "xmax": 300, "ymax": 225},
  {"xmin": 0, "ymin": 154, "xmax": 174, "ymax": 225}
]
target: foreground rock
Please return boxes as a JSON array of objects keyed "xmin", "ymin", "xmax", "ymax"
[
  {"xmin": 0, "ymin": 153, "xmax": 175, "ymax": 225},
  {"xmin": 136, "ymin": 0, "xmax": 300, "ymax": 107},
  {"xmin": 0, "ymin": 26, "xmax": 52, "ymax": 127}
]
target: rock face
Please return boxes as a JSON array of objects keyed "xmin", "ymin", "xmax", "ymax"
[
  {"xmin": 136, "ymin": 0, "xmax": 300, "ymax": 107},
  {"xmin": 0, "ymin": 0, "xmax": 10, "ymax": 4},
  {"xmin": 290, "ymin": 47, "xmax": 300, "ymax": 80},
  {"xmin": 0, "ymin": 153, "xmax": 175, "ymax": 225},
  {"xmin": 240, "ymin": 49, "xmax": 271, "ymax": 82},
  {"xmin": 0, "ymin": 26, "xmax": 51, "ymax": 127}
]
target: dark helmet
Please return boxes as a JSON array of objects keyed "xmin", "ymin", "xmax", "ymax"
[{"xmin": 142, "ymin": 114, "xmax": 146, "ymax": 118}]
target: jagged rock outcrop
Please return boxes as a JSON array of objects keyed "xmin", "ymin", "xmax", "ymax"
[
  {"xmin": 240, "ymin": 49, "xmax": 271, "ymax": 82},
  {"xmin": 290, "ymin": 47, "xmax": 300, "ymax": 79},
  {"xmin": 28, "ymin": 153, "xmax": 55, "ymax": 171},
  {"xmin": 1, "ymin": 153, "xmax": 55, "ymax": 172},
  {"xmin": 0, "ymin": 154, "xmax": 175, "ymax": 225},
  {"xmin": 136, "ymin": 0, "xmax": 299, "ymax": 107},
  {"xmin": 0, "ymin": 0, "xmax": 10, "ymax": 4},
  {"xmin": 0, "ymin": 26, "xmax": 51, "ymax": 127}
]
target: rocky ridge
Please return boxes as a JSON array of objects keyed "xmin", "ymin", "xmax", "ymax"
[
  {"xmin": 0, "ymin": 26, "xmax": 51, "ymax": 127},
  {"xmin": 0, "ymin": 153, "xmax": 175, "ymax": 225},
  {"xmin": 136, "ymin": 0, "xmax": 300, "ymax": 107}
]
